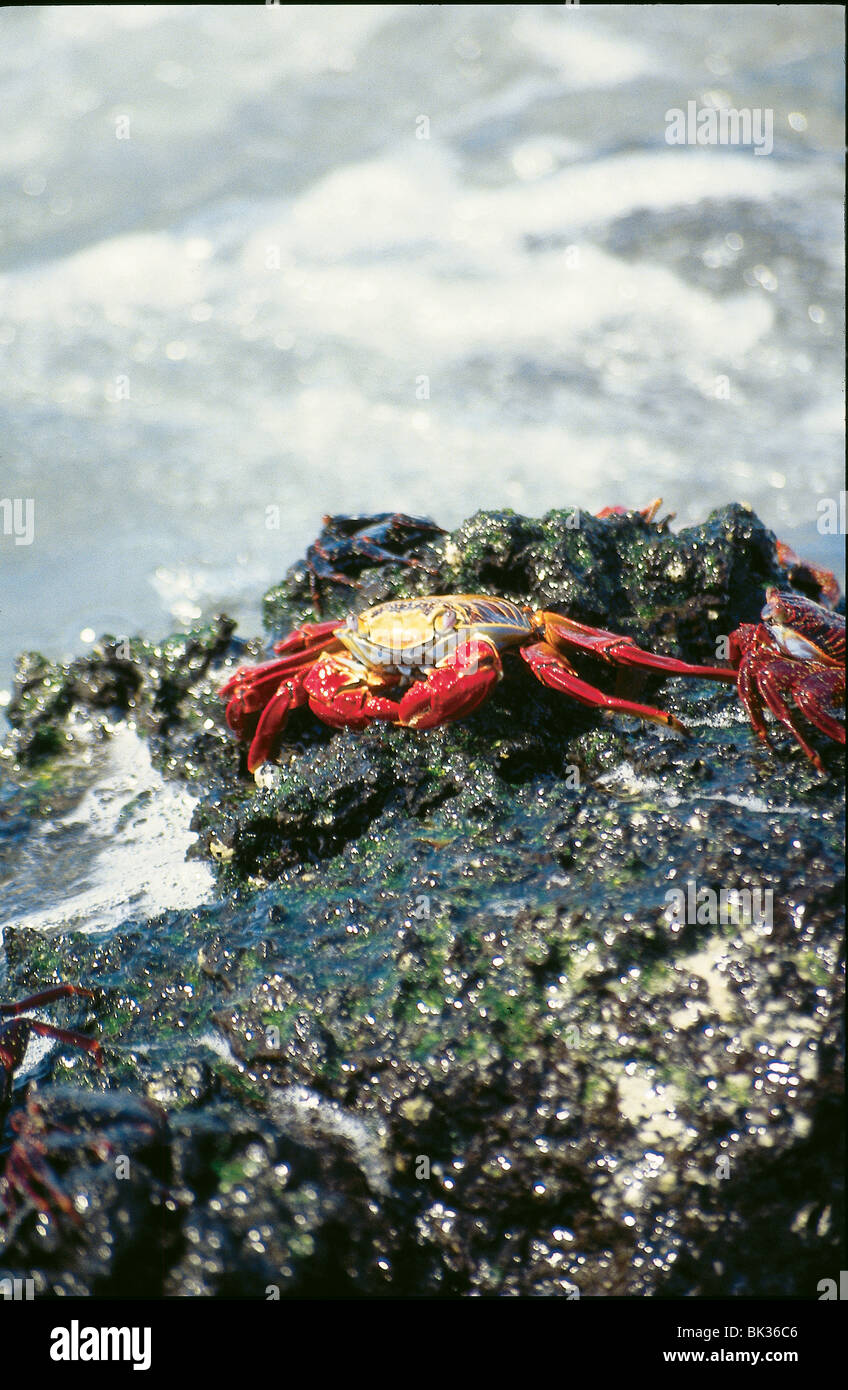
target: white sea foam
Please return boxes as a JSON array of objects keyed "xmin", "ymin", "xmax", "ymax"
[
  {"xmin": 0, "ymin": 3, "xmax": 842, "ymax": 700},
  {"xmin": 0, "ymin": 724, "xmax": 213, "ymax": 936},
  {"xmin": 271, "ymin": 1083, "xmax": 390, "ymax": 1196}
]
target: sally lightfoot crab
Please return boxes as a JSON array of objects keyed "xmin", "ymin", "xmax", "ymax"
[
  {"xmin": 221, "ymin": 583, "xmax": 844, "ymax": 773},
  {"xmin": 220, "ymin": 595, "xmax": 735, "ymax": 772},
  {"xmin": 1, "ymin": 1090, "xmax": 166, "ymax": 1225},
  {"xmin": 304, "ymin": 512, "xmax": 446, "ymax": 614},
  {"xmin": 729, "ymin": 587, "xmax": 845, "ymax": 773},
  {"xmin": 1, "ymin": 986, "xmax": 103, "ymax": 1218}
]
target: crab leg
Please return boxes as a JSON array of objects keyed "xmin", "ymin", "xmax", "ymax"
[
  {"xmin": 1, "ymin": 986, "xmax": 102, "ymax": 1100},
  {"xmin": 397, "ymin": 640, "xmax": 503, "ymax": 730},
  {"xmin": 272, "ymin": 619, "xmax": 345, "ymax": 657},
  {"xmin": 220, "ymin": 624, "xmax": 346, "ymax": 767},
  {"xmin": 521, "ymin": 640, "xmax": 687, "ymax": 731},
  {"xmin": 751, "ymin": 660, "xmax": 831, "ymax": 771},
  {"xmin": 793, "ymin": 669, "xmax": 845, "ymax": 745},
  {"xmin": 596, "ymin": 498, "xmax": 665, "ymax": 522},
  {"xmin": 4, "ymin": 1127, "xmax": 78, "ymax": 1219},
  {"xmin": 319, "ymin": 538, "xmax": 432, "ymax": 570},
  {"xmin": 0, "ymin": 985, "xmax": 97, "ymax": 1017},
  {"xmin": 742, "ymin": 657, "xmax": 844, "ymax": 773},
  {"xmin": 0, "ymin": 1020, "xmax": 103, "ymax": 1068},
  {"xmin": 4, "ymin": 1147, "xmax": 73, "ymax": 1217},
  {"xmin": 241, "ymin": 668, "xmax": 313, "ymax": 771},
  {"xmin": 541, "ymin": 613, "xmax": 736, "ymax": 682},
  {"xmin": 1, "ymin": 994, "xmax": 102, "ymax": 1114},
  {"xmin": 736, "ymin": 650, "xmax": 772, "ymax": 749}
]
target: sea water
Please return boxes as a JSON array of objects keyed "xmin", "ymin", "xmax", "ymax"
[{"xmin": 0, "ymin": 3, "xmax": 843, "ymax": 698}]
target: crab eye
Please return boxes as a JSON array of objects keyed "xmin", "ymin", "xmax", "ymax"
[
  {"xmin": 435, "ymin": 607, "xmax": 456, "ymax": 632},
  {"xmin": 761, "ymin": 591, "xmax": 788, "ymax": 625},
  {"xmin": 345, "ymin": 612, "xmax": 358, "ymax": 630}
]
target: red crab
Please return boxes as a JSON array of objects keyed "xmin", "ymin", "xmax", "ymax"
[
  {"xmin": 304, "ymin": 512, "xmax": 446, "ymax": 614},
  {"xmin": 1, "ymin": 986, "xmax": 103, "ymax": 1218},
  {"xmin": 220, "ymin": 593, "xmax": 737, "ymax": 772},
  {"xmin": 729, "ymin": 587, "xmax": 845, "ymax": 773},
  {"xmin": 300, "ymin": 504, "xmax": 662, "ymax": 616},
  {"xmin": 1, "ymin": 1090, "xmax": 166, "ymax": 1225},
  {"xmin": 220, "ymin": 585, "xmax": 844, "ymax": 774}
]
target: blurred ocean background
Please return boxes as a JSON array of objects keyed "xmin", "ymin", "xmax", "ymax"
[{"xmin": 0, "ymin": 3, "xmax": 844, "ymax": 702}]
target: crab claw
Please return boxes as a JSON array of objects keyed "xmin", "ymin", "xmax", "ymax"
[
  {"xmin": 220, "ymin": 658, "xmax": 300, "ymax": 738},
  {"xmin": 397, "ymin": 640, "xmax": 503, "ymax": 730},
  {"xmin": 220, "ymin": 655, "xmax": 318, "ymax": 771},
  {"xmin": 303, "ymin": 660, "xmax": 401, "ymax": 730},
  {"xmin": 219, "ymin": 620, "xmax": 346, "ymax": 768}
]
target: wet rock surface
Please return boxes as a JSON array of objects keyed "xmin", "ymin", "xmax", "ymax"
[{"xmin": 0, "ymin": 505, "xmax": 843, "ymax": 1297}]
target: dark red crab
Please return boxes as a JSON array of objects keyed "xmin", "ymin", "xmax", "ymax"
[
  {"xmin": 304, "ymin": 512, "xmax": 446, "ymax": 614},
  {"xmin": 1, "ymin": 1090, "xmax": 166, "ymax": 1225},
  {"xmin": 221, "ymin": 501, "xmax": 844, "ymax": 774},
  {"xmin": 1, "ymin": 986, "xmax": 102, "ymax": 1219},
  {"xmin": 729, "ymin": 587, "xmax": 845, "ymax": 772}
]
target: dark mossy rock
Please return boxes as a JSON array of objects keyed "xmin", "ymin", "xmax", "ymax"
[
  {"xmin": 3, "ymin": 617, "xmax": 237, "ymax": 785},
  {"xmin": 0, "ymin": 503, "xmax": 843, "ymax": 1297},
  {"xmin": 262, "ymin": 502, "xmax": 789, "ymax": 658},
  {"xmin": 196, "ymin": 502, "xmax": 837, "ymax": 885}
]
